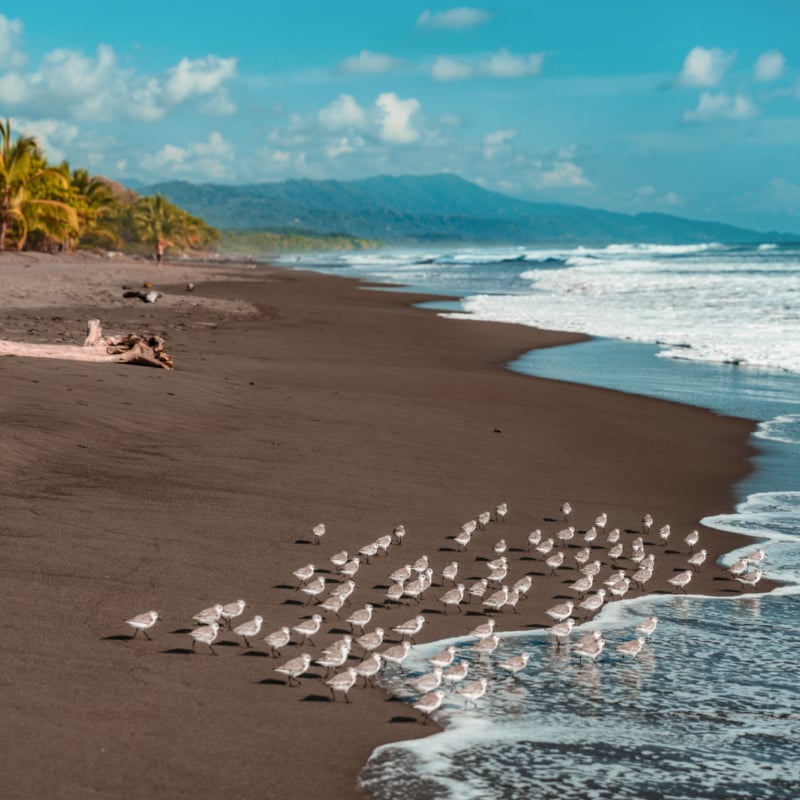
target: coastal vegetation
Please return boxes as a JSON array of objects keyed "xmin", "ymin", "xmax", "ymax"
[
  {"xmin": 0, "ymin": 120, "xmax": 219, "ymax": 254},
  {"xmin": 219, "ymin": 228, "xmax": 380, "ymax": 254}
]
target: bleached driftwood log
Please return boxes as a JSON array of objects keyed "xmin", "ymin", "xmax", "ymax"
[{"xmin": 0, "ymin": 319, "xmax": 173, "ymax": 369}]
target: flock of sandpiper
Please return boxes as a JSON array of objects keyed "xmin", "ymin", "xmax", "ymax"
[{"xmin": 124, "ymin": 503, "xmax": 767, "ymax": 721}]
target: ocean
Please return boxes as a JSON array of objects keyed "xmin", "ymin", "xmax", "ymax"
[{"xmin": 280, "ymin": 243, "xmax": 800, "ymax": 799}]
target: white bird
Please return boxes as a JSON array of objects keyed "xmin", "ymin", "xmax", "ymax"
[
  {"xmin": 641, "ymin": 513, "xmax": 654, "ymax": 534},
  {"xmin": 573, "ymin": 630, "xmax": 605, "ymax": 663},
  {"xmin": 546, "ymin": 600, "xmax": 574, "ymax": 623},
  {"xmin": 609, "ymin": 577, "xmax": 631, "ymax": 599},
  {"xmin": 477, "ymin": 511, "xmax": 492, "ymax": 529},
  {"xmin": 384, "ymin": 583, "xmax": 405, "ymax": 605},
  {"xmin": 608, "ymin": 542, "xmax": 624, "ymax": 561},
  {"xmin": 556, "ymin": 527, "xmax": 575, "ymax": 546},
  {"xmin": 737, "ymin": 568, "xmax": 764, "ymax": 589},
  {"xmin": 728, "ymin": 558, "xmax": 749, "ymax": 576},
  {"xmin": 442, "ymin": 561, "xmax": 459, "ymax": 585},
  {"xmin": 482, "ymin": 586, "xmax": 509, "ymax": 613},
  {"xmin": 494, "ymin": 502, "xmax": 508, "ymax": 522},
  {"xmin": 326, "ymin": 667, "xmax": 358, "ymax": 702},
  {"xmin": 504, "ymin": 588, "xmax": 521, "ymax": 613},
  {"xmin": 292, "ymin": 614, "xmax": 323, "ymax": 646},
  {"xmin": 684, "ymin": 529, "xmax": 700, "ymax": 551},
  {"xmin": 390, "ymin": 564, "xmax": 413, "ymax": 583},
  {"xmin": 486, "ymin": 555, "xmax": 508, "ymax": 570},
  {"xmin": 579, "ymin": 589, "xmax": 606, "ymax": 616},
  {"xmin": 319, "ymin": 593, "xmax": 345, "ymax": 617},
  {"xmin": 358, "ymin": 542, "xmax": 379, "ymax": 563},
  {"xmin": 414, "ymin": 689, "xmax": 445, "ymax": 720},
  {"xmin": 346, "ymin": 604, "xmax": 374, "ymax": 633},
  {"xmin": 668, "ymin": 570, "xmax": 693, "ymax": 592},
  {"xmin": 381, "ymin": 640, "xmax": 412, "ymax": 671},
  {"xmin": 486, "ymin": 566, "xmax": 508, "ymax": 586},
  {"xmin": 189, "ymin": 622, "xmax": 220, "ymax": 655},
  {"xmin": 292, "ymin": 564, "xmax": 315, "ymax": 586},
  {"xmin": 513, "ymin": 575, "xmax": 533, "ymax": 596},
  {"xmin": 497, "ymin": 652, "xmax": 530, "ymax": 678},
  {"xmin": 339, "ymin": 558, "xmax": 361, "ymax": 579},
  {"xmin": 312, "ymin": 523, "xmax": 326, "ymax": 544},
  {"xmin": 468, "ymin": 618, "xmax": 496, "ymax": 639},
  {"xmin": 219, "ymin": 599, "xmax": 246, "ymax": 626},
  {"xmin": 744, "ymin": 548, "xmax": 766, "ymax": 565},
  {"xmin": 560, "ymin": 501, "xmax": 572, "ymax": 522},
  {"xmin": 594, "ymin": 512, "xmax": 608, "ymax": 532},
  {"xmin": 412, "ymin": 555, "xmax": 429, "ymax": 574},
  {"xmin": 393, "ymin": 615, "xmax": 426, "ymax": 642},
  {"xmin": 527, "ymin": 529, "xmax": 542, "ymax": 550},
  {"xmin": 468, "ymin": 578, "xmax": 489, "ymax": 602},
  {"xmin": 631, "ymin": 567, "xmax": 654, "ymax": 590},
  {"xmin": 301, "ymin": 576, "xmax": 326, "ymax": 604},
  {"xmin": 232, "ymin": 615, "xmax": 264, "ymax": 647},
  {"xmin": 263, "ymin": 626, "xmax": 291, "ymax": 657},
  {"xmin": 535, "ymin": 538, "xmax": 555, "ymax": 556},
  {"xmin": 604, "ymin": 570, "xmax": 626, "ymax": 587},
  {"xmin": 411, "ymin": 667, "xmax": 443, "ymax": 694},
  {"xmin": 574, "ymin": 547, "xmax": 591, "ymax": 567},
  {"xmin": 493, "ymin": 539, "xmax": 507, "ymax": 556},
  {"xmin": 440, "ymin": 583, "xmax": 465, "ymax": 613},
  {"xmin": 606, "ymin": 528, "xmax": 621, "ymax": 545},
  {"xmin": 316, "ymin": 646, "xmax": 350, "ymax": 676},
  {"xmin": 275, "ymin": 653, "xmax": 312, "ymax": 686},
  {"xmin": 581, "ymin": 559, "xmax": 603, "ymax": 578},
  {"xmin": 330, "ymin": 550, "xmax": 349, "ymax": 570},
  {"xmin": 392, "ymin": 524, "xmax": 406, "ymax": 545},
  {"xmin": 458, "ymin": 677, "xmax": 488, "ymax": 707},
  {"xmin": 192, "ymin": 604, "xmax": 223, "ymax": 626},
  {"xmin": 583, "ymin": 526, "xmax": 598, "ymax": 547},
  {"xmin": 354, "ymin": 653, "xmax": 382, "ymax": 686},
  {"xmin": 428, "ymin": 645, "xmax": 457, "ymax": 669},
  {"xmin": 125, "ymin": 610, "xmax": 159, "ymax": 640},
  {"xmin": 454, "ymin": 530, "xmax": 472, "ymax": 550},
  {"xmin": 442, "ymin": 660, "xmax": 470, "ymax": 686},
  {"xmin": 688, "ymin": 549, "xmax": 708, "ymax": 571},
  {"xmin": 549, "ymin": 618, "xmax": 575, "ymax": 647},
  {"xmin": 461, "ymin": 519, "xmax": 477, "ymax": 535},
  {"xmin": 375, "ymin": 534, "xmax": 393, "ymax": 555},
  {"xmin": 616, "ymin": 636, "xmax": 646, "ymax": 660},
  {"xmin": 658, "ymin": 524, "xmax": 671, "ymax": 546},
  {"xmin": 569, "ymin": 575, "xmax": 594, "ymax": 599},
  {"xmin": 357, "ymin": 627, "xmax": 385, "ymax": 655},
  {"xmin": 330, "ymin": 579, "xmax": 356, "ymax": 602},
  {"xmin": 321, "ymin": 636, "xmax": 352, "ymax": 661},
  {"xmin": 636, "ymin": 616, "xmax": 658, "ymax": 637},
  {"xmin": 470, "ymin": 633, "xmax": 500, "ymax": 655}
]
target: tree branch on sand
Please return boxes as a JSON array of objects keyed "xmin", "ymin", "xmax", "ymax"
[{"xmin": 0, "ymin": 319, "xmax": 173, "ymax": 369}]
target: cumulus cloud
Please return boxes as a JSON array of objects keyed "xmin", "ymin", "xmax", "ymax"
[
  {"xmin": 14, "ymin": 117, "xmax": 79, "ymax": 162},
  {"xmin": 431, "ymin": 48, "xmax": 544, "ymax": 81},
  {"xmin": 140, "ymin": 131, "xmax": 235, "ymax": 180},
  {"xmin": 754, "ymin": 50, "xmax": 785, "ymax": 83},
  {"xmin": 163, "ymin": 56, "xmax": 238, "ymax": 104},
  {"xmin": 677, "ymin": 46, "xmax": 735, "ymax": 87},
  {"xmin": 683, "ymin": 91, "xmax": 757, "ymax": 122},
  {"xmin": 318, "ymin": 94, "xmax": 368, "ymax": 131},
  {"xmin": 482, "ymin": 129, "xmax": 516, "ymax": 159},
  {"xmin": 337, "ymin": 50, "xmax": 402, "ymax": 75},
  {"xmin": 375, "ymin": 92, "xmax": 420, "ymax": 144},
  {"xmin": 533, "ymin": 160, "xmax": 591, "ymax": 189},
  {"xmin": 0, "ymin": 14, "xmax": 25, "ymax": 69},
  {"xmin": 416, "ymin": 7, "xmax": 491, "ymax": 31}
]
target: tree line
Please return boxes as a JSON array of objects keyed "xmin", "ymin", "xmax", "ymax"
[{"xmin": 0, "ymin": 120, "xmax": 219, "ymax": 254}]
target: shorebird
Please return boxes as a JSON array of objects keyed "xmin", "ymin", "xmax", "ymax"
[
  {"xmin": 357, "ymin": 627, "xmax": 385, "ymax": 656},
  {"xmin": 458, "ymin": 677, "xmax": 488, "ymax": 708},
  {"xmin": 468, "ymin": 618, "xmax": 496, "ymax": 639},
  {"xmin": 393, "ymin": 615, "xmax": 426, "ymax": 642},
  {"xmin": 684, "ymin": 529, "xmax": 700, "ymax": 552},
  {"xmin": 125, "ymin": 610, "xmax": 159, "ymax": 640},
  {"xmin": 583, "ymin": 526, "xmax": 598, "ymax": 547},
  {"xmin": 321, "ymin": 636, "xmax": 352, "ymax": 663},
  {"xmin": 339, "ymin": 558, "xmax": 361, "ymax": 580},
  {"xmin": 312, "ymin": 523, "xmax": 326, "ymax": 544},
  {"xmin": 493, "ymin": 539, "xmax": 507, "ymax": 557},
  {"xmin": 477, "ymin": 511, "xmax": 491, "ymax": 529},
  {"xmin": 616, "ymin": 636, "xmax": 646, "ymax": 660},
  {"xmin": 189, "ymin": 622, "xmax": 220, "ymax": 655},
  {"xmin": 581, "ymin": 559, "xmax": 603, "ymax": 578},
  {"xmin": 275, "ymin": 653, "xmax": 312, "ymax": 686},
  {"xmin": 412, "ymin": 555, "xmax": 429, "ymax": 575},
  {"xmin": 301, "ymin": 576, "xmax": 326, "ymax": 604},
  {"xmin": 546, "ymin": 600, "xmax": 574, "ymax": 623},
  {"xmin": 494, "ymin": 502, "xmax": 508, "ymax": 522},
  {"xmin": 442, "ymin": 561, "xmax": 459, "ymax": 585},
  {"xmin": 573, "ymin": 630, "xmax": 605, "ymax": 664},
  {"xmin": 728, "ymin": 558, "xmax": 749, "ymax": 576},
  {"xmin": 658, "ymin": 525, "xmax": 671, "ymax": 546},
  {"xmin": 641, "ymin": 513, "xmax": 654, "ymax": 534},
  {"xmin": 737, "ymin": 568, "xmax": 763, "ymax": 589},
  {"xmin": 392, "ymin": 524, "xmax": 406, "ymax": 545},
  {"xmin": 454, "ymin": 530, "xmax": 472, "ymax": 550},
  {"xmin": 486, "ymin": 566, "xmax": 508, "ymax": 586},
  {"xmin": 358, "ymin": 542, "xmax": 379, "ymax": 563},
  {"xmin": 384, "ymin": 583, "xmax": 405, "ymax": 605},
  {"xmin": 411, "ymin": 667, "xmax": 443, "ymax": 694},
  {"xmin": 561, "ymin": 501, "xmax": 572, "ymax": 522},
  {"xmin": 535, "ymin": 538, "xmax": 555, "ymax": 556},
  {"xmin": 606, "ymin": 528, "xmax": 621, "ymax": 545},
  {"xmin": 414, "ymin": 690, "xmax": 446, "ymax": 721},
  {"xmin": 330, "ymin": 550, "xmax": 349, "ymax": 570},
  {"xmin": 744, "ymin": 548, "xmax": 766, "ymax": 565},
  {"xmin": 381, "ymin": 640, "xmax": 412, "ymax": 671},
  {"xmin": 556, "ymin": 527, "xmax": 575, "ymax": 546},
  {"xmin": 513, "ymin": 575, "xmax": 533, "ymax": 596},
  {"xmin": 483, "ymin": 586, "xmax": 509, "ymax": 613},
  {"xmin": 263, "ymin": 626, "xmax": 291, "ymax": 657},
  {"xmin": 497, "ymin": 652, "xmax": 530, "ymax": 679},
  {"xmin": 573, "ymin": 547, "xmax": 591, "ymax": 567},
  {"xmin": 390, "ymin": 564, "xmax": 413, "ymax": 584},
  {"xmin": 330, "ymin": 579, "xmax": 356, "ymax": 603},
  {"xmin": 604, "ymin": 569, "xmax": 626, "ymax": 587},
  {"xmin": 442, "ymin": 660, "xmax": 470, "ymax": 687},
  {"xmin": 609, "ymin": 577, "xmax": 631, "ymax": 599},
  {"xmin": 219, "ymin": 600, "xmax": 247, "ymax": 627},
  {"xmin": 579, "ymin": 589, "xmax": 606, "ymax": 616},
  {"xmin": 569, "ymin": 575, "xmax": 594, "ymax": 599},
  {"xmin": 668, "ymin": 570, "xmax": 693, "ymax": 593},
  {"xmin": 403, "ymin": 575, "xmax": 427, "ymax": 603},
  {"xmin": 504, "ymin": 588, "xmax": 521, "ymax": 613},
  {"xmin": 292, "ymin": 564, "xmax": 315, "ymax": 586},
  {"xmin": 232, "ymin": 615, "xmax": 264, "ymax": 647},
  {"xmin": 192, "ymin": 604, "xmax": 223, "ymax": 626},
  {"xmin": 688, "ymin": 549, "xmax": 708, "ymax": 571},
  {"xmin": 636, "ymin": 616, "xmax": 658, "ymax": 638},
  {"xmin": 527, "ymin": 529, "xmax": 542, "ymax": 551},
  {"xmin": 594, "ymin": 513, "xmax": 608, "ymax": 533},
  {"xmin": 631, "ymin": 567, "xmax": 653, "ymax": 590},
  {"xmin": 316, "ymin": 646, "xmax": 350, "ymax": 676},
  {"xmin": 326, "ymin": 667, "xmax": 358, "ymax": 702},
  {"xmin": 468, "ymin": 578, "xmax": 489, "ymax": 602},
  {"xmin": 428, "ymin": 645, "xmax": 457, "ymax": 669},
  {"xmin": 320, "ymin": 593, "xmax": 345, "ymax": 617},
  {"xmin": 471, "ymin": 633, "xmax": 500, "ymax": 656},
  {"xmin": 346, "ymin": 604, "xmax": 374, "ymax": 633},
  {"xmin": 354, "ymin": 653, "xmax": 382, "ymax": 686},
  {"xmin": 549, "ymin": 618, "xmax": 575, "ymax": 648},
  {"xmin": 440, "ymin": 583, "xmax": 465, "ymax": 613},
  {"xmin": 608, "ymin": 543, "xmax": 624, "ymax": 561},
  {"xmin": 486, "ymin": 554, "xmax": 508, "ymax": 571},
  {"xmin": 375, "ymin": 534, "xmax": 393, "ymax": 555},
  {"xmin": 292, "ymin": 614, "xmax": 323, "ymax": 646}
]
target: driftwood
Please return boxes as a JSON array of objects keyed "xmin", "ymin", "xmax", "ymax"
[{"xmin": 0, "ymin": 319, "xmax": 173, "ymax": 369}]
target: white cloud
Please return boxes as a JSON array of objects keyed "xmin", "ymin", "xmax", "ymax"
[
  {"xmin": 683, "ymin": 91, "xmax": 757, "ymax": 122},
  {"xmin": 677, "ymin": 46, "xmax": 735, "ymax": 87},
  {"xmin": 416, "ymin": 7, "xmax": 491, "ymax": 31},
  {"xmin": 14, "ymin": 117, "xmax": 79, "ymax": 163},
  {"xmin": 533, "ymin": 160, "xmax": 591, "ymax": 189},
  {"xmin": 483, "ymin": 48, "xmax": 544, "ymax": 78},
  {"xmin": 482, "ymin": 129, "xmax": 516, "ymax": 159},
  {"xmin": 0, "ymin": 14, "xmax": 25, "ymax": 69},
  {"xmin": 163, "ymin": 55, "xmax": 237, "ymax": 104},
  {"xmin": 431, "ymin": 56, "xmax": 473, "ymax": 81},
  {"xmin": 325, "ymin": 136, "xmax": 364, "ymax": 159},
  {"xmin": 375, "ymin": 92, "xmax": 420, "ymax": 144},
  {"xmin": 318, "ymin": 94, "xmax": 368, "ymax": 131},
  {"xmin": 754, "ymin": 50, "xmax": 785, "ymax": 83},
  {"xmin": 140, "ymin": 131, "xmax": 235, "ymax": 180},
  {"xmin": 337, "ymin": 50, "xmax": 402, "ymax": 75}
]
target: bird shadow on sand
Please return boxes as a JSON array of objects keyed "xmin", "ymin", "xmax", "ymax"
[
  {"xmin": 328, "ymin": 626, "xmax": 352, "ymax": 635},
  {"xmin": 542, "ymin": 517, "xmax": 558, "ymax": 523},
  {"xmin": 275, "ymin": 583, "xmax": 296, "ymax": 590},
  {"xmin": 170, "ymin": 627, "xmax": 193, "ymax": 634},
  {"xmin": 282, "ymin": 598, "xmax": 306, "ymax": 606},
  {"xmin": 161, "ymin": 647, "xmax": 196, "ymax": 655},
  {"xmin": 240, "ymin": 650, "xmax": 269, "ymax": 657},
  {"xmin": 438, "ymin": 546, "xmax": 458, "ymax": 552},
  {"xmin": 103, "ymin": 634, "xmax": 136, "ymax": 641},
  {"xmin": 389, "ymin": 715, "xmax": 418, "ymax": 724},
  {"xmin": 302, "ymin": 694, "xmax": 332, "ymax": 703},
  {"xmin": 295, "ymin": 538, "xmax": 314, "ymax": 545},
  {"xmin": 257, "ymin": 678, "xmax": 287, "ymax": 686}
]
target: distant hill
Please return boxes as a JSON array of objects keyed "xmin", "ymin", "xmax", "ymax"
[{"xmin": 135, "ymin": 173, "xmax": 794, "ymax": 245}]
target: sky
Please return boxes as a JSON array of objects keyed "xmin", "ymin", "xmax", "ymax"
[{"xmin": 2, "ymin": 1, "xmax": 799, "ymax": 232}]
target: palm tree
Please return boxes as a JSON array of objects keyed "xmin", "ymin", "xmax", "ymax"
[
  {"xmin": 70, "ymin": 168, "xmax": 120, "ymax": 249},
  {"xmin": 0, "ymin": 119, "xmax": 78, "ymax": 250}
]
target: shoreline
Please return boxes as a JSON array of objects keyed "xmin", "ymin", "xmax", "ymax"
[{"xmin": 0, "ymin": 253, "xmax": 772, "ymax": 799}]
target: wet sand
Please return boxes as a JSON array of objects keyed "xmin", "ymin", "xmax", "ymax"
[{"xmin": 0, "ymin": 253, "xmax": 768, "ymax": 798}]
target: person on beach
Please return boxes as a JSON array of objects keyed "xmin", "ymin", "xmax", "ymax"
[{"xmin": 155, "ymin": 238, "xmax": 166, "ymax": 265}]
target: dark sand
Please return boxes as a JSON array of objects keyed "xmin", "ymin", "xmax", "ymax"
[{"xmin": 0, "ymin": 255, "xmax": 770, "ymax": 798}]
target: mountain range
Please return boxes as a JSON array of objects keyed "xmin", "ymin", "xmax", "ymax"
[{"xmin": 136, "ymin": 173, "xmax": 794, "ymax": 244}]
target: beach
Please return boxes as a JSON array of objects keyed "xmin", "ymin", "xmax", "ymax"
[{"xmin": 0, "ymin": 252, "xmax": 770, "ymax": 799}]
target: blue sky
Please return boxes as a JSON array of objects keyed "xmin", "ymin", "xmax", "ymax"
[{"xmin": 2, "ymin": 1, "xmax": 799, "ymax": 231}]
